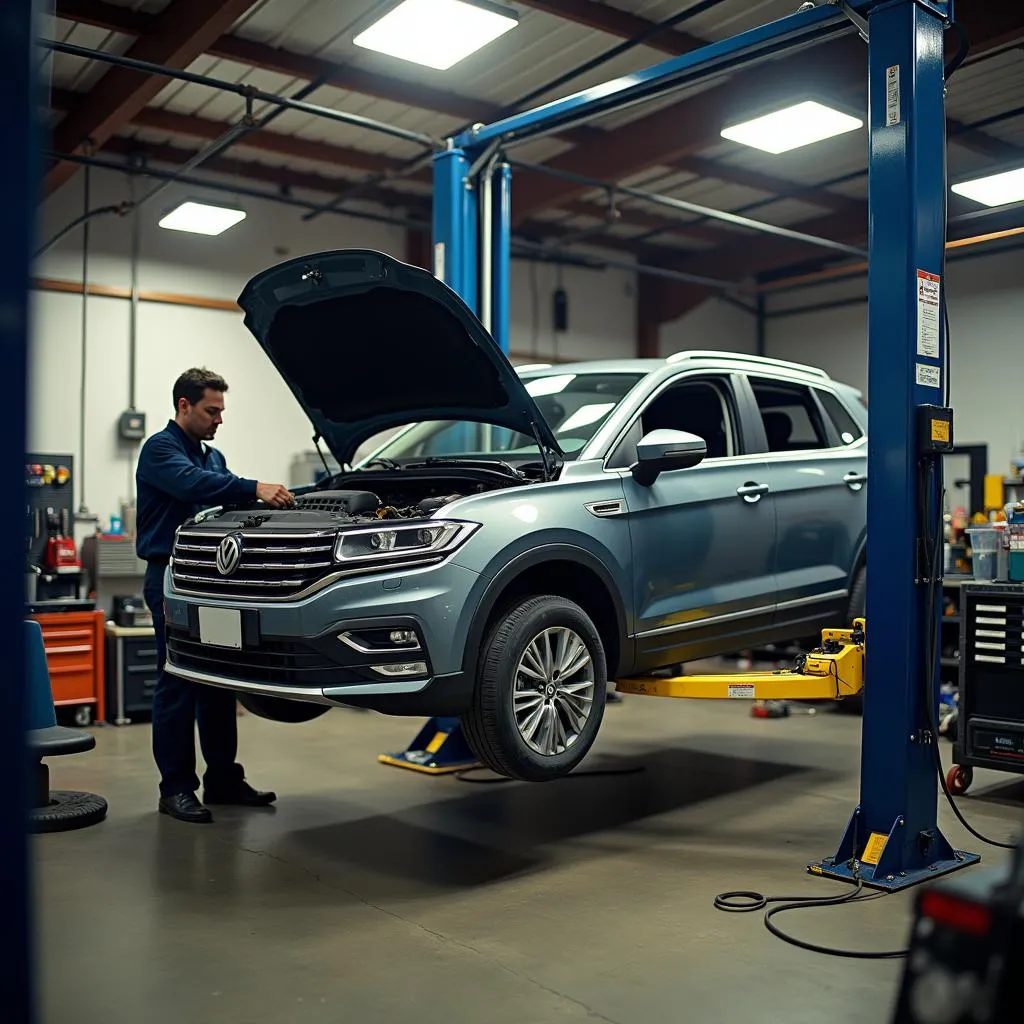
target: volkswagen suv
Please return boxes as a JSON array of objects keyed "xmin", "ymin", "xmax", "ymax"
[{"xmin": 162, "ymin": 250, "xmax": 868, "ymax": 781}]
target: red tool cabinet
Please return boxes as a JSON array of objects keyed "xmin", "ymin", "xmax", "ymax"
[{"xmin": 30, "ymin": 609, "xmax": 106, "ymax": 726}]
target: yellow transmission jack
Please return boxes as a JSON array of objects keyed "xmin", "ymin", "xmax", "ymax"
[{"xmin": 615, "ymin": 619, "xmax": 865, "ymax": 704}]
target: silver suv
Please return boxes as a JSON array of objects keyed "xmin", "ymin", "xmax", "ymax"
[{"xmin": 163, "ymin": 250, "xmax": 868, "ymax": 781}]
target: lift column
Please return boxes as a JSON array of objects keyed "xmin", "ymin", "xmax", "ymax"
[
  {"xmin": 2, "ymin": 0, "xmax": 37, "ymax": 1015},
  {"xmin": 812, "ymin": 0, "xmax": 979, "ymax": 890},
  {"xmin": 431, "ymin": 147, "xmax": 478, "ymax": 313}
]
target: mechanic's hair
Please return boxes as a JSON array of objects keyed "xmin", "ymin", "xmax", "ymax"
[{"xmin": 173, "ymin": 367, "xmax": 228, "ymax": 410}]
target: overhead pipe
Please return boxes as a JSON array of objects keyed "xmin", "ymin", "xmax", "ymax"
[
  {"xmin": 77, "ymin": 161, "xmax": 91, "ymax": 518},
  {"xmin": 41, "ymin": 149, "xmax": 432, "ymax": 234},
  {"xmin": 510, "ymin": 158, "xmax": 867, "ymax": 258},
  {"xmin": 510, "ymin": 235, "xmax": 743, "ymax": 292},
  {"xmin": 759, "ymin": 221, "xmax": 1024, "ymax": 294},
  {"xmin": 39, "ymin": 39, "xmax": 440, "ymax": 149}
]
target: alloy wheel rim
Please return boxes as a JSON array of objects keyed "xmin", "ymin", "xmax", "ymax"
[{"xmin": 512, "ymin": 626, "xmax": 595, "ymax": 756}]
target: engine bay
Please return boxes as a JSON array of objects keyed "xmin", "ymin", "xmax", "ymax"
[{"xmin": 185, "ymin": 463, "xmax": 539, "ymax": 531}]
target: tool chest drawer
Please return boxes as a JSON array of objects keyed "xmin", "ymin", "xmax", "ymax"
[{"xmin": 967, "ymin": 596, "xmax": 1024, "ymax": 668}]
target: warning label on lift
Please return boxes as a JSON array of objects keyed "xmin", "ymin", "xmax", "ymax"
[
  {"xmin": 916, "ymin": 362, "xmax": 941, "ymax": 390},
  {"xmin": 861, "ymin": 832, "xmax": 889, "ymax": 866},
  {"xmin": 886, "ymin": 66, "xmax": 900, "ymax": 126},
  {"xmin": 728, "ymin": 684, "xmax": 756, "ymax": 699},
  {"xmin": 916, "ymin": 269, "xmax": 941, "ymax": 358}
]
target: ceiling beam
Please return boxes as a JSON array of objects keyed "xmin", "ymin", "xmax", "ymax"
[
  {"xmin": 53, "ymin": 0, "xmax": 851, "ymax": 217},
  {"xmin": 512, "ymin": 0, "xmax": 705, "ymax": 56},
  {"xmin": 56, "ymin": 0, "xmax": 499, "ymax": 123},
  {"xmin": 46, "ymin": 0, "xmax": 261, "ymax": 195},
  {"xmin": 646, "ymin": 206, "xmax": 869, "ymax": 325},
  {"xmin": 97, "ymin": 136, "xmax": 679, "ymax": 267},
  {"xmin": 100, "ymin": 137, "xmax": 429, "ymax": 213}
]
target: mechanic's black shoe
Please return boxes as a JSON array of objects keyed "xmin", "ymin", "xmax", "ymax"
[
  {"xmin": 159, "ymin": 792, "xmax": 213, "ymax": 823},
  {"xmin": 203, "ymin": 781, "xmax": 277, "ymax": 807},
  {"xmin": 606, "ymin": 690, "xmax": 624, "ymax": 704}
]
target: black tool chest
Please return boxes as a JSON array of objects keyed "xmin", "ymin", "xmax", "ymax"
[
  {"xmin": 105, "ymin": 625, "xmax": 159, "ymax": 724},
  {"xmin": 953, "ymin": 583, "xmax": 1024, "ymax": 775}
]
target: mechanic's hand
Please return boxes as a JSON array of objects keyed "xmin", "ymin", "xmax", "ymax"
[{"xmin": 256, "ymin": 482, "xmax": 295, "ymax": 508}]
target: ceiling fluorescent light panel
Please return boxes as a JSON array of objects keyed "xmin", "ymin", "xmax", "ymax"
[
  {"xmin": 158, "ymin": 200, "xmax": 246, "ymax": 236},
  {"xmin": 353, "ymin": 0, "xmax": 518, "ymax": 71},
  {"xmin": 951, "ymin": 167, "xmax": 1024, "ymax": 208},
  {"xmin": 721, "ymin": 100, "xmax": 864, "ymax": 155}
]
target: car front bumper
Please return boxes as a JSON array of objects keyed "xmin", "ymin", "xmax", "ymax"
[{"xmin": 162, "ymin": 561, "xmax": 482, "ymax": 714}]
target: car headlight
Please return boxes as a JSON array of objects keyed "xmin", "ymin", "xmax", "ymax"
[{"xmin": 333, "ymin": 520, "xmax": 478, "ymax": 564}]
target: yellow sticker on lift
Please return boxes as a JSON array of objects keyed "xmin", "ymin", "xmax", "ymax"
[
  {"xmin": 931, "ymin": 419, "xmax": 950, "ymax": 443},
  {"xmin": 861, "ymin": 832, "xmax": 888, "ymax": 866}
]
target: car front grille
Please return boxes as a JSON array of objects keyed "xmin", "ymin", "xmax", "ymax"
[
  {"xmin": 166, "ymin": 630, "xmax": 342, "ymax": 686},
  {"xmin": 171, "ymin": 528, "xmax": 337, "ymax": 600}
]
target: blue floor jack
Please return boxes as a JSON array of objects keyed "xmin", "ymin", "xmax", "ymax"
[{"xmin": 377, "ymin": 716, "xmax": 480, "ymax": 774}]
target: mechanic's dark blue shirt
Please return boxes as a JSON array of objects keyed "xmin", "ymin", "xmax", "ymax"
[{"xmin": 135, "ymin": 420, "xmax": 258, "ymax": 561}]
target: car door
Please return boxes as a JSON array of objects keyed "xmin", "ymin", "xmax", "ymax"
[
  {"xmin": 608, "ymin": 373, "xmax": 778, "ymax": 669},
  {"xmin": 740, "ymin": 375, "xmax": 867, "ymax": 636}
]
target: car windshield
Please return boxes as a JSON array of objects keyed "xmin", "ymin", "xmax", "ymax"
[{"xmin": 361, "ymin": 371, "xmax": 644, "ymax": 462}]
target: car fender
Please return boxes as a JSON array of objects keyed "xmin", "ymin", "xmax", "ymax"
[{"xmin": 455, "ymin": 540, "xmax": 632, "ymax": 680}]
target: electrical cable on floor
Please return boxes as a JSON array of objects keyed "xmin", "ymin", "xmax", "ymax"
[{"xmin": 714, "ymin": 877, "xmax": 909, "ymax": 959}]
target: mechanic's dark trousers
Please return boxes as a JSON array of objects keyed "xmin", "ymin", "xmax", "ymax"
[{"xmin": 144, "ymin": 561, "xmax": 245, "ymax": 798}]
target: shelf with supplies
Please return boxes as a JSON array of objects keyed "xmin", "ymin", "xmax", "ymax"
[
  {"xmin": 940, "ymin": 576, "xmax": 970, "ymax": 680},
  {"xmin": 29, "ymin": 609, "xmax": 106, "ymax": 727},
  {"xmin": 105, "ymin": 624, "xmax": 159, "ymax": 725}
]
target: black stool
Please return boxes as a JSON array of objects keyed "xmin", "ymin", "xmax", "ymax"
[{"xmin": 25, "ymin": 620, "xmax": 107, "ymax": 833}]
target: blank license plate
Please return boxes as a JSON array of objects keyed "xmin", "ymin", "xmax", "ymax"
[{"xmin": 197, "ymin": 607, "xmax": 242, "ymax": 649}]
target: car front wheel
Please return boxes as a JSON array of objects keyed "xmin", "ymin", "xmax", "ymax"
[{"xmin": 461, "ymin": 595, "xmax": 607, "ymax": 781}]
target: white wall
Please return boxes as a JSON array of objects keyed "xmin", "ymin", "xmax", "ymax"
[
  {"xmin": 765, "ymin": 247, "xmax": 1024, "ymax": 477},
  {"xmin": 657, "ymin": 295, "xmax": 758, "ymax": 357},
  {"xmin": 508, "ymin": 259, "xmax": 637, "ymax": 363}
]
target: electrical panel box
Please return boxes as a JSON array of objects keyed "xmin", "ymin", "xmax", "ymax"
[
  {"xmin": 118, "ymin": 409, "xmax": 146, "ymax": 441},
  {"xmin": 916, "ymin": 404, "xmax": 954, "ymax": 454}
]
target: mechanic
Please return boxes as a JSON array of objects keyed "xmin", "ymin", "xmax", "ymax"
[{"xmin": 135, "ymin": 367, "xmax": 294, "ymax": 824}]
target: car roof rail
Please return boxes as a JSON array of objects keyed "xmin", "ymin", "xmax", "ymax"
[{"xmin": 664, "ymin": 350, "xmax": 831, "ymax": 380}]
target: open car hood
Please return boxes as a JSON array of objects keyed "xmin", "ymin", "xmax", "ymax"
[{"xmin": 237, "ymin": 250, "xmax": 563, "ymax": 467}]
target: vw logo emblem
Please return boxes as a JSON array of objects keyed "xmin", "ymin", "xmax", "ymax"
[{"xmin": 215, "ymin": 534, "xmax": 242, "ymax": 576}]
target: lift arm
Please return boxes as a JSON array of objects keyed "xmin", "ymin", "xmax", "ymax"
[{"xmin": 615, "ymin": 620, "xmax": 865, "ymax": 703}]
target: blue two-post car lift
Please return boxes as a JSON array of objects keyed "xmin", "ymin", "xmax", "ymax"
[{"xmin": 384, "ymin": 0, "xmax": 981, "ymax": 893}]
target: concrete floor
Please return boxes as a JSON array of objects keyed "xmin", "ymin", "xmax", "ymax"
[{"xmin": 33, "ymin": 693, "xmax": 1022, "ymax": 1024}]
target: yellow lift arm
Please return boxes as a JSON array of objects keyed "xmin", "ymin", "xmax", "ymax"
[{"xmin": 615, "ymin": 619, "xmax": 865, "ymax": 703}]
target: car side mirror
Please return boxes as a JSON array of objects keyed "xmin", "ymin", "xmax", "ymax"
[{"xmin": 630, "ymin": 429, "xmax": 707, "ymax": 487}]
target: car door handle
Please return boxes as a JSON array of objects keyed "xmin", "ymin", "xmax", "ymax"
[
  {"xmin": 736, "ymin": 482, "xmax": 770, "ymax": 503},
  {"xmin": 843, "ymin": 471, "xmax": 867, "ymax": 491}
]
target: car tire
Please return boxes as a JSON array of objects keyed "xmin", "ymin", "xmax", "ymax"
[
  {"xmin": 836, "ymin": 565, "xmax": 866, "ymax": 715},
  {"xmin": 237, "ymin": 693, "xmax": 330, "ymax": 723},
  {"xmin": 461, "ymin": 595, "xmax": 608, "ymax": 782}
]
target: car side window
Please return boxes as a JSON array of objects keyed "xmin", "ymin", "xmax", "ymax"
[
  {"xmin": 749, "ymin": 379, "xmax": 830, "ymax": 453},
  {"xmin": 815, "ymin": 390, "xmax": 864, "ymax": 446},
  {"xmin": 607, "ymin": 377, "xmax": 737, "ymax": 469}
]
